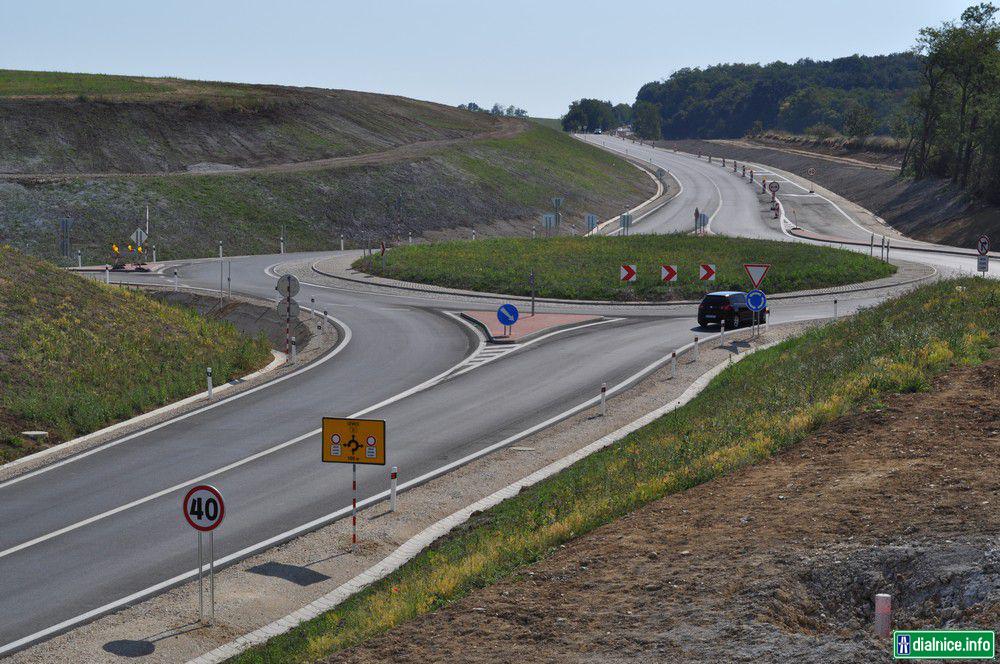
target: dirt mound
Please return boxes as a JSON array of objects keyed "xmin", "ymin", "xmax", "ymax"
[
  {"xmin": 333, "ymin": 358, "xmax": 1000, "ymax": 663},
  {"xmin": 659, "ymin": 138, "xmax": 1000, "ymax": 248}
]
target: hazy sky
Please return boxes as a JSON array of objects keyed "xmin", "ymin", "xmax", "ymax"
[{"xmin": 0, "ymin": 0, "xmax": 975, "ymax": 116}]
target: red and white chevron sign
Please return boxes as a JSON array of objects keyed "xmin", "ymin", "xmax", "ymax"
[
  {"xmin": 620, "ymin": 264, "xmax": 637, "ymax": 282},
  {"xmin": 699, "ymin": 264, "xmax": 716, "ymax": 281},
  {"xmin": 660, "ymin": 264, "xmax": 678, "ymax": 282}
]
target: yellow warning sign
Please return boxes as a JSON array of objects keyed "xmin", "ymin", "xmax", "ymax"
[{"xmin": 321, "ymin": 417, "xmax": 386, "ymax": 465}]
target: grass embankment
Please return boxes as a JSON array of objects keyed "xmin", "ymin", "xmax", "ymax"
[
  {"xmin": 5, "ymin": 126, "xmax": 653, "ymax": 263},
  {"xmin": 0, "ymin": 246, "xmax": 271, "ymax": 461},
  {"xmin": 231, "ymin": 277, "xmax": 999, "ymax": 663},
  {"xmin": 354, "ymin": 235, "xmax": 896, "ymax": 300}
]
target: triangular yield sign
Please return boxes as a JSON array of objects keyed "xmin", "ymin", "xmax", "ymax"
[{"xmin": 744, "ymin": 263, "xmax": 770, "ymax": 288}]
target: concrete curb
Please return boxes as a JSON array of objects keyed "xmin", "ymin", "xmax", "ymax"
[
  {"xmin": 0, "ymin": 350, "xmax": 285, "ymax": 477},
  {"xmin": 458, "ymin": 312, "xmax": 609, "ymax": 345},
  {"xmin": 187, "ymin": 337, "xmax": 781, "ymax": 664},
  {"xmin": 0, "ymin": 285, "xmax": 342, "ymax": 478}
]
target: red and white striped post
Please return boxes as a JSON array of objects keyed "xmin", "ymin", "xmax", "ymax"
[
  {"xmin": 352, "ymin": 463, "xmax": 357, "ymax": 552},
  {"xmin": 389, "ymin": 466, "xmax": 398, "ymax": 512},
  {"xmin": 875, "ymin": 594, "xmax": 892, "ymax": 637}
]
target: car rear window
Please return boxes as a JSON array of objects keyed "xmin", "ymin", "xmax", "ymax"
[
  {"xmin": 731, "ymin": 294, "xmax": 746, "ymax": 304},
  {"xmin": 702, "ymin": 295, "xmax": 728, "ymax": 305}
]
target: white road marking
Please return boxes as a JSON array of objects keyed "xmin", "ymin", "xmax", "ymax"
[{"xmin": 0, "ymin": 323, "xmax": 724, "ymax": 656}]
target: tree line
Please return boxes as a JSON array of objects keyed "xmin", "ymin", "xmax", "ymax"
[
  {"xmin": 905, "ymin": 3, "xmax": 1000, "ymax": 202},
  {"xmin": 458, "ymin": 102, "xmax": 527, "ymax": 117}
]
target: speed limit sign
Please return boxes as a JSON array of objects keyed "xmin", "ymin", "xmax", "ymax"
[{"xmin": 183, "ymin": 484, "xmax": 225, "ymax": 532}]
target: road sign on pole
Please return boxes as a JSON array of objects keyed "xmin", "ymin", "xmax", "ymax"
[
  {"xmin": 978, "ymin": 234, "xmax": 991, "ymax": 256},
  {"xmin": 768, "ymin": 181, "xmax": 780, "ymax": 193},
  {"xmin": 699, "ymin": 264, "xmax": 716, "ymax": 281},
  {"xmin": 620, "ymin": 264, "xmax": 637, "ymax": 282},
  {"xmin": 130, "ymin": 227, "xmax": 148, "ymax": 246},
  {"xmin": 978, "ymin": 255, "xmax": 990, "ymax": 273},
  {"xmin": 551, "ymin": 197, "xmax": 564, "ymax": 210},
  {"xmin": 275, "ymin": 274, "xmax": 300, "ymax": 298},
  {"xmin": 276, "ymin": 299, "xmax": 300, "ymax": 319},
  {"xmin": 743, "ymin": 263, "xmax": 771, "ymax": 288},
  {"xmin": 586, "ymin": 213, "xmax": 599, "ymax": 232},
  {"xmin": 183, "ymin": 484, "xmax": 224, "ymax": 624},
  {"xmin": 322, "ymin": 417, "xmax": 387, "ymax": 552},
  {"xmin": 542, "ymin": 213, "xmax": 556, "ymax": 235},
  {"xmin": 322, "ymin": 418, "xmax": 387, "ymax": 465},
  {"xmin": 620, "ymin": 213, "xmax": 632, "ymax": 235},
  {"xmin": 497, "ymin": 303, "xmax": 519, "ymax": 334},
  {"xmin": 660, "ymin": 264, "xmax": 678, "ymax": 282},
  {"xmin": 746, "ymin": 289, "xmax": 767, "ymax": 312}
]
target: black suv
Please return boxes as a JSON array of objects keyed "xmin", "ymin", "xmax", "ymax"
[{"xmin": 697, "ymin": 291, "xmax": 765, "ymax": 329}]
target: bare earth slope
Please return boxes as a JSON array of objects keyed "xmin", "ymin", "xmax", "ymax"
[{"xmin": 335, "ymin": 357, "xmax": 999, "ymax": 663}]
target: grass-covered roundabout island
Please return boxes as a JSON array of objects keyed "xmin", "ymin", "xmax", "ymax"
[{"xmin": 354, "ymin": 235, "xmax": 897, "ymax": 301}]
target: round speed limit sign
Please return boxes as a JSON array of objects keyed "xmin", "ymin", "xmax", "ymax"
[{"xmin": 183, "ymin": 485, "xmax": 225, "ymax": 532}]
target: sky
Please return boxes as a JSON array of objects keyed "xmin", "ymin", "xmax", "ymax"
[{"xmin": 0, "ymin": 0, "xmax": 977, "ymax": 117}]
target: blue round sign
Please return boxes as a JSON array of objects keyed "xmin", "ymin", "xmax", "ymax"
[
  {"xmin": 497, "ymin": 303, "xmax": 519, "ymax": 326},
  {"xmin": 746, "ymin": 289, "xmax": 767, "ymax": 312}
]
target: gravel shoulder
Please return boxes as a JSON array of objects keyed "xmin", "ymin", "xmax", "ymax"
[
  {"xmin": 9, "ymin": 320, "xmax": 812, "ymax": 663},
  {"xmin": 334, "ymin": 353, "xmax": 1000, "ymax": 664}
]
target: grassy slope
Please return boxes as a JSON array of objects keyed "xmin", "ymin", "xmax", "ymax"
[
  {"xmin": 355, "ymin": 235, "xmax": 896, "ymax": 300},
  {"xmin": 0, "ymin": 245, "xmax": 271, "ymax": 461},
  {"xmin": 232, "ymin": 277, "xmax": 999, "ymax": 663},
  {"xmin": 528, "ymin": 117, "xmax": 563, "ymax": 131},
  {"xmin": 3, "ymin": 125, "xmax": 654, "ymax": 263}
]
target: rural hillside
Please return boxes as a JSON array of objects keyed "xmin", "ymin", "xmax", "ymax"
[{"xmin": 0, "ymin": 70, "xmax": 654, "ymax": 263}]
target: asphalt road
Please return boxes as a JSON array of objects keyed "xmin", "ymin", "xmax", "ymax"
[{"xmin": 0, "ymin": 138, "xmax": 992, "ymax": 654}]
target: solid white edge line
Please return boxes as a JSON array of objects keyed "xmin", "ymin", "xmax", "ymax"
[
  {"xmin": 187, "ymin": 335, "xmax": 782, "ymax": 664},
  {"xmin": 0, "ymin": 321, "xmax": 729, "ymax": 656},
  {"xmin": 0, "ymin": 298, "xmax": 350, "ymax": 490}
]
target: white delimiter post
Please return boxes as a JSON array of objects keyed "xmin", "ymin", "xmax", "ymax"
[
  {"xmin": 291, "ymin": 336, "xmax": 297, "ymax": 365},
  {"xmin": 77, "ymin": 250, "xmax": 82, "ymax": 268},
  {"xmin": 174, "ymin": 269, "xmax": 179, "ymax": 292},
  {"xmin": 600, "ymin": 382, "xmax": 607, "ymax": 417},
  {"xmin": 389, "ymin": 466, "xmax": 398, "ymax": 512},
  {"xmin": 206, "ymin": 367, "xmax": 213, "ymax": 398},
  {"xmin": 694, "ymin": 336, "xmax": 700, "ymax": 361},
  {"xmin": 340, "ymin": 234, "xmax": 345, "ymax": 252},
  {"xmin": 670, "ymin": 351, "xmax": 677, "ymax": 379},
  {"xmin": 104, "ymin": 265, "xmax": 110, "ymax": 284}
]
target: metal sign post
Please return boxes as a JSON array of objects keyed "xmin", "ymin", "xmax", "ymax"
[
  {"xmin": 183, "ymin": 485, "xmax": 225, "ymax": 624},
  {"xmin": 529, "ymin": 270, "xmax": 536, "ymax": 316},
  {"xmin": 276, "ymin": 274, "xmax": 301, "ymax": 355},
  {"xmin": 322, "ymin": 418, "xmax": 387, "ymax": 552}
]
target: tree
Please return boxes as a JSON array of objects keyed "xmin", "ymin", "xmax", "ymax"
[
  {"xmin": 908, "ymin": 3, "xmax": 1000, "ymax": 199},
  {"xmin": 843, "ymin": 102, "xmax": 877, "ymax": 137},
  {"xmin": 560, "ymin": 99, "xmax": 616, "ymax": 132},
  {"xmin": 612, "ymin": 103, "xmax": 633, "ymax": 126},
  {"xmin": 632, "ymin": 101, "xmax": 662, "ymax": 139}
]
